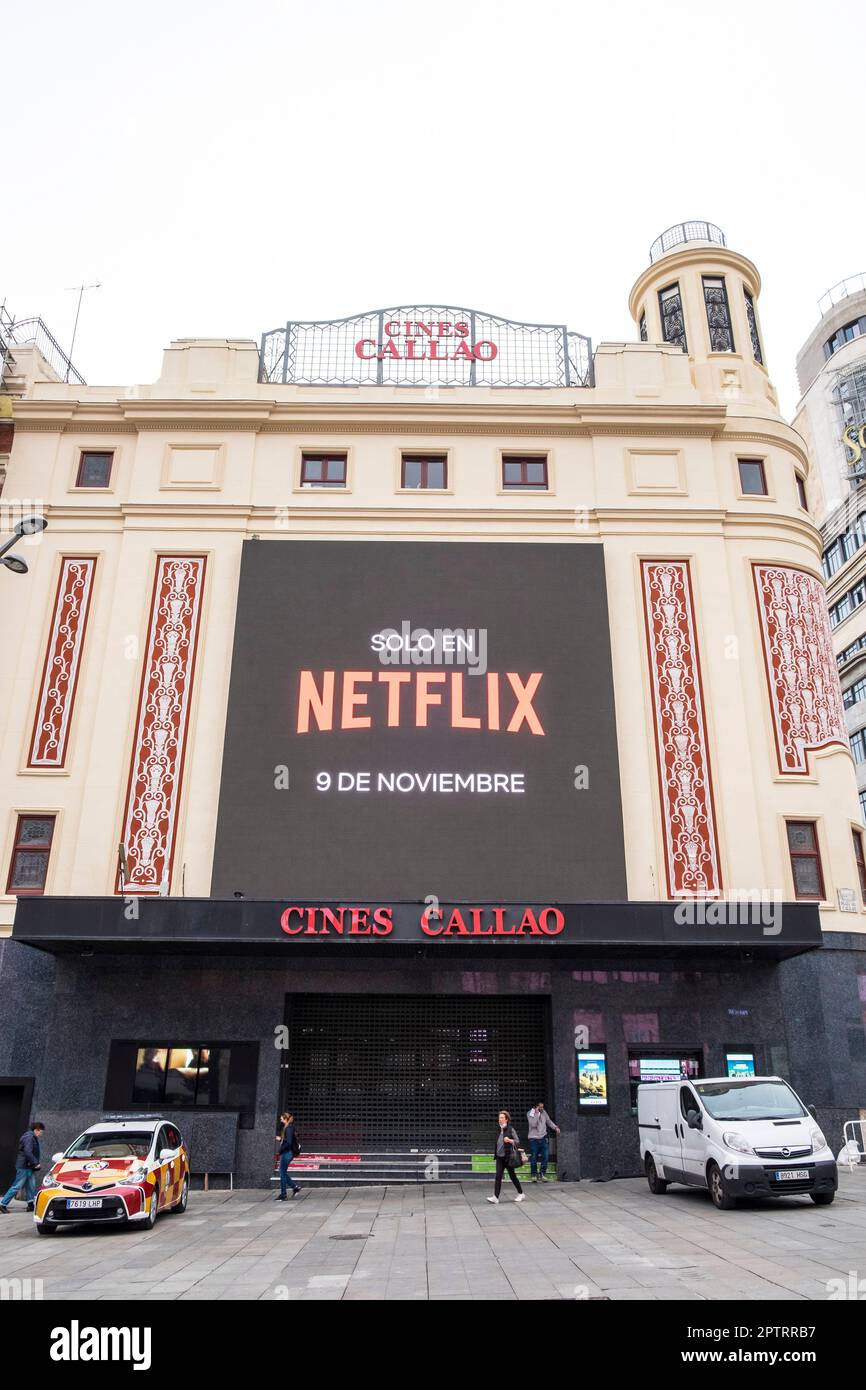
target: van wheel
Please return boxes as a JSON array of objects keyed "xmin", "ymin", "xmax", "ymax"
[
  {"xmin": 645, "ymin": 1156, "xmax": 668, "ymax": 1194},
  {"xmin": 708, "ymin": 1162, "xmax": 736, "ymax": 1210},
  {"xmin": 810, "ymin": 1191, "xmax": 835, "ymax": 1206}
]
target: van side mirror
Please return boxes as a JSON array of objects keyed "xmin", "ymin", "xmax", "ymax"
[
  {"xmin": 159, "ymin": 1148, "xmax": 175, "ymax": 1161},
  {"xmin": 52, "ymin": 1152, "xmax": 65, "ymax": 1163},
  {"xmin": 807, "ymin": 1104, "xmax": 818, "ymax": 1120},
  {"xmin": 687, "ymin": 1111, "xmax": 702, "ymax": 1130}
]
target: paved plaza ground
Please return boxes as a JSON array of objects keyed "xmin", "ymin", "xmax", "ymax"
[{"xmin": 2, "ymin": 1171, "xmax": 866, "ymax": 1301}]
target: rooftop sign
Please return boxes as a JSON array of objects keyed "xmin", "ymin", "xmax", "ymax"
[{"xmin": 259, "ymin": 304, "xmax": 592, "ymax": 388}]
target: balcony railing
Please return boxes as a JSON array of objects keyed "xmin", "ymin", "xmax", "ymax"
[
  {"xmin": 0, "ymin": 307, "xmax": 85, "ymax": 385},
  {"xmin": 819, "ymin": 274, "xmax": 866, "ymax": 318},
  {"xmin": 649, "ymin": 221, "xmax": 726, "ymax": 264}
]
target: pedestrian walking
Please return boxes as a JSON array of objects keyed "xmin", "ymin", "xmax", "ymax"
[
  {"xmin": 275, "ymin": 1111, "xmax": 301, "ymax": 1200},
  {"xmin": 487, "ymin": 1109, "xmax": 525, "ymax": 1204},
  {"xmin": 526, "ymin": 1100, "xmax": 561, "ymax": 1181},
  {"xmin": 0, "ymin": 1122, "xmax": 45, "ymax": 1213}
]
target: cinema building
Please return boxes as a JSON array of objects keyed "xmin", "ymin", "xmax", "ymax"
[{"xmin": 1, "ymin": 221, "xmax": 864, "ymax": 1186}]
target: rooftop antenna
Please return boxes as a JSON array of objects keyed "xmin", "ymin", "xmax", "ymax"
[{"xmin": 65, "ymin": 281, "xmax": 101, "ymax": 381}]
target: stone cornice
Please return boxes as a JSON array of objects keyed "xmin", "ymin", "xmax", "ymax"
[
  {"xmin": 10, "ymin": 399, "xmax": 807, "ymax": 460},
  {"xmin": 34, "ymin": 502, "xmax": 823, "ymax": 554}
]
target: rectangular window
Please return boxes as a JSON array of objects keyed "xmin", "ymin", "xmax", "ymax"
[
  {"xmin": 738, "ymin": 458, "xmax": 767, "ymax": 495},
  {"xmin": 850, "ymin": 729, "xmax": 866, "ymax": 763},
  {"xmin": 122, "ymin": 1041, "xmax": 259, "ymax": 1123},
  {"xmin": 401, "ymin": 454, "xmax": 447, "ymax": 489},
  {"xmin": 744, "ymin": 287, "xmax": 763, "ymax": 364},
  {"xmin": 703, "ymin": 276, "xmax": 735, "ymax": 352},
  {"xmin": 6, "ymin": 814, "xmax": 55, "ymax": 896},
  {"xmin": 502, "ymin": 455, "xmax": 548, "ymax": 490},
  {"xmin": 300, "ymin": 453, "xmax": 347, "ymax": 488},
  {"xmin": 861, "ymin": 790, "xmax": 866, "ymax": 823},
  {"xmin": 843, "ymin": 678, "xmax": 866, "ymax": 709},
  {"xmin": 658, "ymin": 283, "xmax": 687, "ymax": 352},
  {"xmin": 854, "ymin": 829, "xmax": 866, "ymax": 904},
  {"xmin": 823, "ymin": 542, "xmax": 842, "ymax": 579},
  {"xmin": 639, "ymin": 311, "xmax": 647, "ymax": 342},
  {"xmin": 796, "ymin": 473, "xmax": 808, "ymax": 510},
  {"xmin": 75, "ymin": 451, "xmax": 114, "ymax": 489},
  {"xmin": 786, "ymin": 821, "xmax": 825, "ymax": 900}
]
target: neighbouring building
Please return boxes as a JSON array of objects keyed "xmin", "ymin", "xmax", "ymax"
[
  {"xmin": 0, "ymin": 222, "xmax": 864, "ymax": 1189},
  {"xmin": 794, "ymin": 276, "xmax": 866, "ymax": 827}
]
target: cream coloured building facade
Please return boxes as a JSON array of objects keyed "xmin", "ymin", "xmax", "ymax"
[{"xmin": 0, "ymin": 224, "xmax": 863, "ymax": 1187}]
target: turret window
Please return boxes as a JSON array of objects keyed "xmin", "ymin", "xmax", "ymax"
[
  {"xmin": 737, "ymin": 457, "xmax": 767, "ymax": 496},
  {"xmin": 658, "ymin": 284, "xmax": 687, "ymax": 352},
  {"xmin": 744, "ymin": 288, "xmax": 764, "ymax": 364},
  {"xmin": 703, "ymin": 277, "xmax": 735, "ymax": 353},
  {"xmin": 639, "ymin": 311, "xmax": 647, "ymax": 342}
]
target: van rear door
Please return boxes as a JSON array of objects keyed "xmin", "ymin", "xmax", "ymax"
[{"xmin": 654, "ymin": 1086, "xmax": 683, "ymax": 1181}]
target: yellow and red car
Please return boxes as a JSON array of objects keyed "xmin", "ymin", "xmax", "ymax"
[{"xmin": 34, "ymin": 1117, "xmax": 189, "ymax": 1235}]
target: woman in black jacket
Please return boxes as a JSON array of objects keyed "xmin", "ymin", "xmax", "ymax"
[{"xmin": 487, "ymin": 1110, "xmax": 525, "ymax": 1203}]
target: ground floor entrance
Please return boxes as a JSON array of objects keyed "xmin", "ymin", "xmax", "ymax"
[{"xmin": 280, "ymin": 994, "xmax": 550, "ymax": 1154}]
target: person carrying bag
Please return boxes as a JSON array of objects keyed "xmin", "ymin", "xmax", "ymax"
[{"xmin": 487, "ymin": 1109, "xmax": 525, "ymax": 1204}]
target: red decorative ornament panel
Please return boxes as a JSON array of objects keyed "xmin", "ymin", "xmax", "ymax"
[
  {"xmin": 641, "ymin": 560, "xmax": 722, "ymax": 897},
  {"xmin": 117, "ymin": 555, "xmax": 207, "ymax": 894},
  {"xmin": 753, "ymin": 563, "xmax": 848, "ymax": 774},
  {"xmin": 28, "ymin": 557, "xmax": 97, "ymax": 768}
]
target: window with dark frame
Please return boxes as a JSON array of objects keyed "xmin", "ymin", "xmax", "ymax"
[
  {"xmin": 738, "ymin": 457, "xmax": 767, "ymax": 496},
  {"xmin": 125, "ymin": 1042, "xmax": 259, "ymax": 1113},
  {"xmin": 639, "ymin": 311, "xmax": 648, "ymax": 342},
  {"xmin": 300, "ymin": 453, "xmax": 347, "ymax": 488},
  {"xmin": 850, "ymin": 729, "xmax": 866, "ymax": 764},
  {"xmin": 853, "ymin": 829, "xmax": 866, "ymax": 904},
  {"xmin": 786, "ymin": 821, "xmax": 825, "ymax": 900},
  {"xmin": 6, "ymin": 814, "xmax": 56, "ymax": 896},
  {"xmin": 796, "ymin": 473, "xmax": 808, "ymax": 510},
  {"xmin": 658, "ymin": 283, "xmax": 687, "ymax": 352},
  {"xmin": 744, "ymin": 287, "xmax": 764, "ymax": 365},
  {"xmin": 75, "ymin": 451, "xmax": 114, "ymax": 489},
  {"xmin": 502, "ymin": 455, "xmax": 548, "ymax": 490},
  {"xmin": 401, "ymin": 454, "xmax": 447, "ymax": 490},
  {"xmin": 702, "ymin": 276, "xmax": 735, "ymax": 352}
]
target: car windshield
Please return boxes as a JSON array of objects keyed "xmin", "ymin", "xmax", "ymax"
[
  {"xmin": 66, "ymin": 1131, "xmax": 153, "ymax": 1160},
  {"xmin": 695, "ymin": 1080, "xmax": 806, "ymax": 1121}
]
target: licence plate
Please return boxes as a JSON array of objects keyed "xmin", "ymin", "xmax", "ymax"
[
  {"xmin": 774, "ymin": 1169, "xmax": 810, "ymax": 1181},
  {"xmin": 66, "ymin": 1198, "xmax": 103, "ymax": 1209}
]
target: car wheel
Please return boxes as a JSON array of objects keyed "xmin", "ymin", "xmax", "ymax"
[
  {"xmin": 810, "ymin": 1191, "xmax": 835, "ymax": 1206},
  {"xmin": 645, "ymin": 1155, "xmax": 668, "ymax": 1194},
  {"xmin": 36, "ymin": 1224, "xmax": 57, "ymax": 1236},
  {"xmin": 144, "ymin": 1190, "xmax": 158, "ymax": 1229},
  {"xmin": 708, "ymin": 1162, "xmax": 737, "ymax": 1210},
  {"xmin": 170, "ymin": 1177, "xmax": 189, "ymax": 1214}
]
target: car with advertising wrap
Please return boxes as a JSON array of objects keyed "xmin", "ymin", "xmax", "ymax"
[
  {"xmin": 639, "ymin": 1075, "xmax": 838, "ymax": 1210},
  {"xmin": 33, "ymin": 1116, "xmax": 189, "ymax": 1235}
]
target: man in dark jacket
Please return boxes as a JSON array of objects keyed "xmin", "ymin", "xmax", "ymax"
[
  {"xmin": 0, "ymin": 1123, "xmax": 45, "ymax": 1213},
  {"xmin": 276, "ymin": 1112, "xmax": 301, "ymax": 1201}
]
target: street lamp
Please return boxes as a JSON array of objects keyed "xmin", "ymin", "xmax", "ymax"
[{"xmin": 0, "ymin": 515, "xmax": 48, "ymax": 575}]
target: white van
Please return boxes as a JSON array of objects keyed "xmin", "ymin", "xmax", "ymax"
[{"xmin": 638, "ymin": 1075, "xmax": 837, "ymax": 1209}]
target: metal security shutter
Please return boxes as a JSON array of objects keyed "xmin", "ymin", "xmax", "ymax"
[{"xmin": 282, "ymin": 994, "xmax": 549, "ymax": 1152}]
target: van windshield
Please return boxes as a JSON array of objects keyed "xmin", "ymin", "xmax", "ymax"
[{"xmin": 694, "ymin": 1080, "xmax": 805, "ymax": 1121}]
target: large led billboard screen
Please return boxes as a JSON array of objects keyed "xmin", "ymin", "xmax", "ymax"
[{"xmin": 211, "ymin": 541, "xmax": 627, "ymax": 901}]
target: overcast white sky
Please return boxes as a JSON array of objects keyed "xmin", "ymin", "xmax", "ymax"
[{"xmin": 3, "ymin": 0, "xmax": 865, "ymax": 414}]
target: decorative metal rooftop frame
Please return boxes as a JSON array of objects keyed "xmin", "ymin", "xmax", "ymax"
[
  {"xmin": 259, "ymin": 305, "xmax": 593, "ymax": 388},
  {"xmin": 649, "ymin": 222, "xmax": 726, "ymax": 264}
]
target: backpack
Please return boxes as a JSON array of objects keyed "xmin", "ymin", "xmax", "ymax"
[{"xmin": 291, "ymin": 1130, "xmax": 301, "ymax": 1156}]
